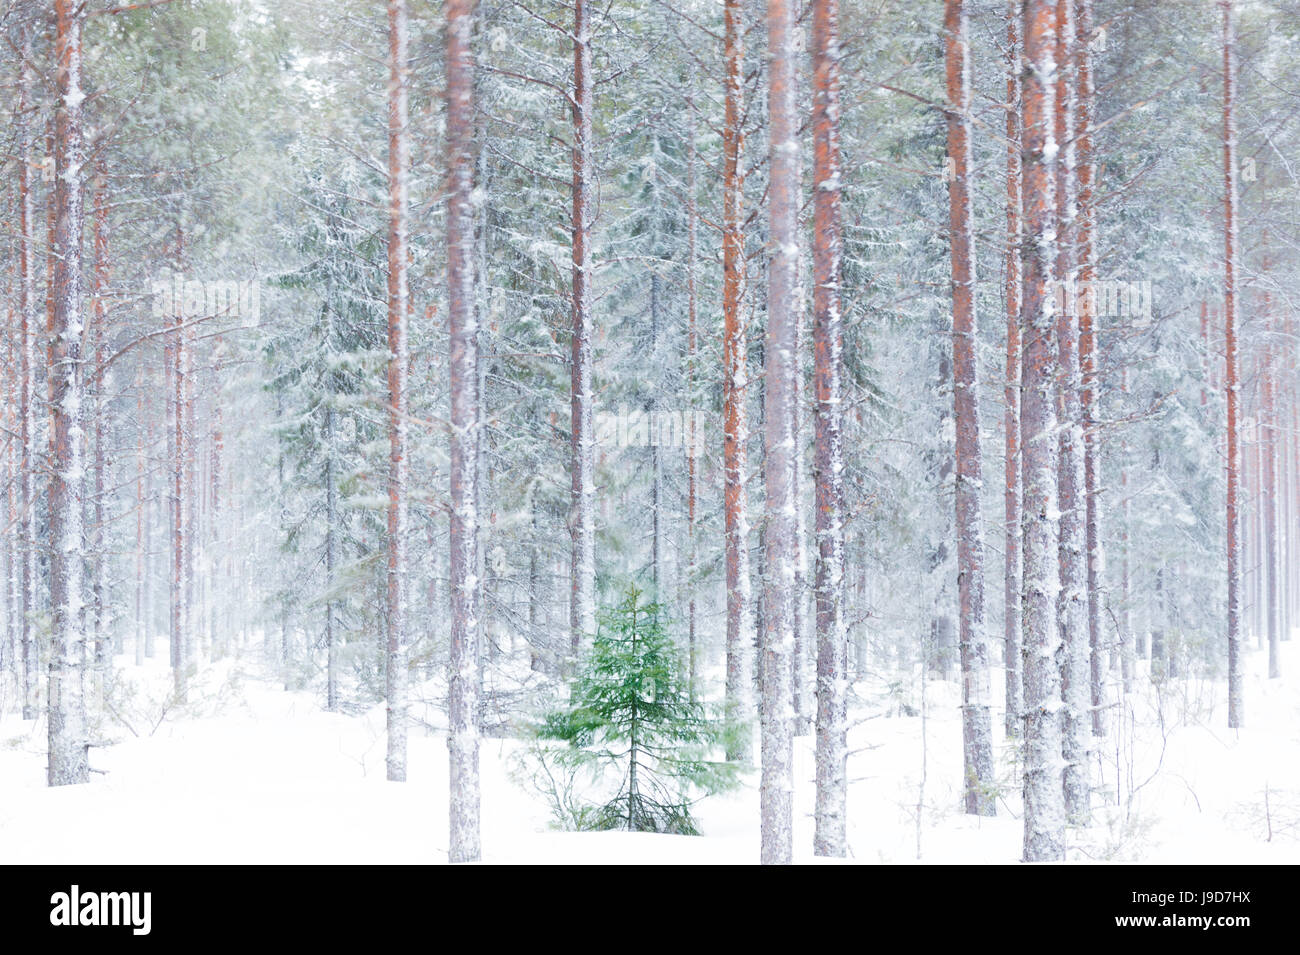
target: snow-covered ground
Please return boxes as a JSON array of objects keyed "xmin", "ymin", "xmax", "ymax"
[{"xmin": 1, "ymin": 638, "xmax": 1297, "ymax": 864}]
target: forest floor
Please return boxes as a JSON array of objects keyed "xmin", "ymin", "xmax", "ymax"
[{"xmin": 1, "ymin": 636, "xmax": 1297, "ymax": 864}]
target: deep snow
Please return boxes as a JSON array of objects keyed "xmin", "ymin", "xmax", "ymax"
[{"xmin": 1, "ymin": 636, "xmax": 1296, "ymax": 864}]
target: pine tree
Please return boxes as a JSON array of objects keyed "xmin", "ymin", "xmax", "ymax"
[{"xmin": 539, "ymin": 585, "xmax": 738, "ymax": 835}]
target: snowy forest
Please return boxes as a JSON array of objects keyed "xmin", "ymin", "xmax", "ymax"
[{"xmin": 0, "ymin": 0, "xmax": 1298, "ymax": 867}]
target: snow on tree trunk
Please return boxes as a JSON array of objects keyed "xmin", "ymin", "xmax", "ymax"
[
  {"xmin": 91, "ymin": 157, "xmax": 110, "ymax": 677},
  {"xmin": 136, "ymin": 385, "xmax": 147, "ymax": 667},
  {"xmin": 944, "ymin": 0, "xmax": 995, "ymax": 817},
  {"xmin": 47, "ymin": 0, "xmax": 89, "ymax": 787},
  {"xmin": 569, "ymin": 0, "xmax": 596, "ymax": 662},
  {"xmin": 1003, "ymin": 0, "xmax": 1023, "ymax": 740},
  {"xmin": 385, "ymin": 0, "xmax": 410, "ymax": 784},
  {"xmin": 324, "ymin": 395, "xmax": 337, "ymax": 711},
  {"xmin": 16, "ymin": 30, "xmax": 39, "ymax": 721},
  {"xmin": 1222, "ymin": 0, "xmax": 1244, "ymax": 725},
  {"xmin": 1053, "ymin": 0, "xmax": 1090, "ymax": 828},
  {"xmin": 1075, "ymin": 0, "xmax": 1106, "ymax": 738},
  {"xmin": 686, "ymin": 99, "xmax": 699, "ymax": 701},
  {"xmin": 446, "ymin": 0, "xmax": 481, "ymax": 863},
  {"xmin": 1019, "ymin": 0, "xmax": 1065, "ymax": 862},
  {"xmin": 761, "ymin": 0, "xmax": 798, "ymax": 866},
  {"xmin": 1262, "ymin": 326, "xmax": 1280, "ymax": 679},
  {"xmin": 721, "ymin": 0, "xmax": 754, "ymax": 762},
  {"xmin": 166, "ymin": 293, "xmax": 181, "ymax": 694},
  {"xmin": 811, "ymin": 0, "xmax": 848, "ymax": 856}
]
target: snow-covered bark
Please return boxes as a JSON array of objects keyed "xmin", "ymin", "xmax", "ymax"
[
  {"xmin": 569, "ymin": 0, "xmax": 596, "ymax": 661},
  {"xmin": 1019, "ymin": 0, "xmax": 1065, "ymax": 862},
  {"xmin": 446, "ymin": 0, "xmax": 481, "ymax": 863},
  {"xmin": 385, "ymin": 0, "xmax": 410, "ymax": 784},
  {"xmin": 47, "ymin": 0, "xmax": 89, "ymax": 787},
  {"xmin": 722, "ymin": 0, "xmax": 754, "ymax": 761},
  {"xmin": 1222, "ymin": 0, "xmax": 1244, "ymax": 726},
  {"xmin": 166, "ymin": 297, "xmax": 181, "ymax": 692},
  {"xmin": 811, "ymin": 0, "xmax": 848, "ymax": 856},
  {"xmin": 136, "ymin": 385, "xmax": 147, "ymax": 667},
  {"xmin": 16, "ymin": 30, "xmax": 39, "ymax": 720},
  {"xmin": 686, "ymin": 101, "xmax": 699, "ymax": 700},
  {"xmin": 944, "ymin": 0, "xmax": 995, "ymax": 817},
  {"xmin": 91, "ymin": 158, "xmax": 110, "ymax": 676},
  {"xmin": 1053, "ymin": 0, "xmax": 1090, "ymax": 828},
  {"xmin": 1262, "ymin": 337, "xmax": 1280, "ymax": 679},
  {"xmin": 1075, "ymin": 0, "xmax": 1106, "ymax": 738},
  {"xmin": 761, "ymin": 0, "xmax": 798, "ymax": 866},
  {"xmin": 1003, "ymin": 0, "xmax": 1023, "ymax": 740}
]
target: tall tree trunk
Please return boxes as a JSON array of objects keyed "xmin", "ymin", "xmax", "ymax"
[
  {"xmin": 686, "ymin": 99, "xmax": 699, "ymax": 701},
  {"xmin": 1262, "ymin": 326, "xmax": 1280, "ymax": 679},
  {"xmin": 136, "ymin": 382, "xmax": 146, "ymax": 666},
  {"xmin": 568, "ymin": 0, "xmax": 596, "ymax": 661},
  {"xmin": 1120, "ymin": 367, "xmax": 1133, "ymax": 692},
  {"xmin": 812, "ymin": 0, "xmax": 848, "ymax": 855},
  {"xmin": 722, "ymin": 0, "xmax": 753, "ymax": 761},
  {"xmin": 1054, "ymin": 0, "xmax": 1090, "ymax": 827},
  {"xmin": 384, "ymin": 0, "xmax": 410, "ymax": 783},
  {"xmin": 47, "ymin": 0, "xmax": 89, "ymax": 787},
  {"xmin": 91, "ymin": 158, "xmax": 110, "ymax": 676},
  {"xmin": 166, "ymin": 288, "xmax": 182, "ymax": 693},
  {"xmin": 16, "ymin": 30, "xmax": 39, "ymax": 720},
  {"xmin": 945, "ymin": 0, "xmax": 995, "ymax": 818},
  {"xmin": 1019, "ymin": 0, "xmax": 1065, "ymax": 862},
  {"xmin": 1003, "ymin": 0, "xmax": 1023, "ymax": 741},
  {"xmin": 1223, "ymin": 0, "xmax": 1244, "ymax": 725},
  {"xmin": 446, "ymin": 0, "xmax": 481, "ymax": 863},
  {"xmin": 1075, "ymin": 0, "xmax": 1105, "ymax": 738},
  {"xmin": 761, "ymin": 0, "xmax": 798, "ymax": 867},
  {"xmin": 184, "ymin": 315, "xmax": 197, "ymax": 668},
  {"xmin": 324, "ymin": 391, "xmax": 337, "ymax": 711}
]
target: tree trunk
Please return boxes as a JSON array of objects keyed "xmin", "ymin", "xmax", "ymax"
[
  {"xmin": 812, "ymin": 0, "xmax": 848, "ymax": 855},
  {"xmin": 1262, "ymin": 329, "xmax": 1280, "ymax": 679},
  {"xmin": 91, "ymin": 158, "xmax": 110, "ymax": 676},
  {"xmin": 761, "ymin": 0, "xmax": 798, "ymax": 867},
  {"xmin": 569, "ymin": 0, "xmax": 596, "ymax": 662},
  {"xmin": 686, "ymin": 100, "xmax": 699, "ymax": 702},
  {"xmin": 47, "ymin": 0, "xmax": 89, "ymax": 787},
  {"xmin": 1003, "ymin": 0, "xmax": 1023, "ymax": 741},
  {"xmin": 447, "ymin": 0, "xmax": 481, "ymax": 863},
  {"xmin": 722, "ymin": 0, "xmax": 754, "ymax": 761},
  {"xmin": 16, "ymin": 29, "xmax": 39, "ymax": 720},
  {"xmin": 945, "ymin": 0, "xmax": 995, "ymax": 818},
  {"xmin": 1075, "ymin": 0, "xmax": 1106, "ymax": 738},
  {"xmin": 385, "ymin": 0, "xmax": 410, "ymax": 783},
  {"xmin": 1019, "ymin": 0, "xmax": 1065, "ymax": 862},
  {"xmin": 1223, "ymin": 0, "xmax": 1244, "ymax": 724},
  {"xmin": 1054, "ymin": 0, "xmax": 1090, "ymax": 828}
]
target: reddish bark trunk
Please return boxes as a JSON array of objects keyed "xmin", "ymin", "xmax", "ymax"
[
  {"xmin": 812, "ymin": 0, "xmax": 849, "ymax": 853},
  {"xmin": 944, "ymin": 0, "xmax": 995, "ymax": 818},
  {"xmin": 47, "ymin": 0, "xmax": 89, "ymax": 787},
  {"xmin": 569, "ymin": 0, "xmax": 596, "ymax": 659},
  {"xmin": 1223, "ymin": 0, "xmax": 1244, "ymax": 725}
]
